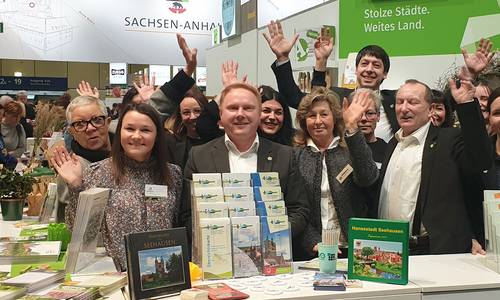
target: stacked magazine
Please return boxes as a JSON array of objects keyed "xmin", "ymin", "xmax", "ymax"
[
  {"xmin": 0, "ymin": 285, "xmax": 26, "ymax": 300},
  {"xmin": 0, "ymin": 241, "xmax": 61, "ymax": 264},
  {"xmin": 65, "ymin": 188, "xmax": 110, "ymax": 273},
  {"xmin": 71, "ymin": 273, "xmax": 127, "ymax": 296},
  {"xmin": 2, "ymin": 270, "xmax": 65, "ymax": 292}
]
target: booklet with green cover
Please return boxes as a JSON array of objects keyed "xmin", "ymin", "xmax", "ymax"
[{"xmin": 348, "ymin": 218, "xmax": 409, "ymax": 285}]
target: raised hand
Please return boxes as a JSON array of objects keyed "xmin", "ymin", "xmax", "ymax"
[
  {"xmin": 50, "ymin": 146, "xmax": 83, "ymax": 189},
  {"xmin": 314, "ymin": 36, "xmax": 334, "ymax": 72},
  {"xmin": 342, "ymin": 91, "xmax": 373, "ymax": 133},
  {"xmin": 462, "ymin": 38, "xmax": 494, "ymax": 75},
  {"xmin": 177, "ymin": 33, "xmax": 197, "ymax": 77},
  {"xmin": 471, "ymin": 239, "xmax": 486, "ymax": 255},
  {"xmin": 133, "ymin": 73, "xmax": 159, "ymax": 103},
  {"xmin": 449, "ymin": 79, "xmax": 476, "ymax": 104},
  {"xmin": 262, "ymin": 20, "xmax": 299, "ymax": 62},
  {"xmin": 76, "ymin": 81, "xmax": 99, "ymax": 98},
  {"xmin": 221, "ymin": 60, "xmax": 248, "ymax": 87}
]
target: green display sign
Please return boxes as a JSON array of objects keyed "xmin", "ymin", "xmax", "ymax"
[{"xmin": 339, "ymin": 0, "xmax": 500, "ymax": 58}]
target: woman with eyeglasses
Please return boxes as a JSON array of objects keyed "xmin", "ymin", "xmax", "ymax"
[
  {"xmin": 51, "ymin": 103, "xmax": 182, "ymax": 271},
  {"xmin": 292, "ymin": 87, "xmax": 378, "ymax": 260},
  {"xmin": 0, "ymin": 101, "xmax": 27, "ymax": 158},
  {"xmin": 163, "ymin": 85, "xmax": 208, "ymax": 168}
]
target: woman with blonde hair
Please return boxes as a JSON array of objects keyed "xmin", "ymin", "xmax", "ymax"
[{"xmin": 293, "ymin": 87, "xmax": 378, "ymax": 259}]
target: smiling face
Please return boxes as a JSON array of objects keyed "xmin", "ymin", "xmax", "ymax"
[
  {"xmin": 68, "ymin": 103, "xmax": 110, "ymax": 151},
  {"xmin": 430, "ymin": 103, "xmax": 446, "ymax": 127},
  {"xmin": 358, "ymin": 99, "xmax": 379, "ymax": 136},
  {"xmin": 355, "ymin": 55, "xmax": 387, "ymax": 90},
  {"xmin": 219, "ymin": 87, "xmax": 261, "ymax": 142},
  {"xmin": 396, "ymin": 83, "xmax": 431, "ymax": 136},
  {"xmin": 180, "ymin": 96, "xmax": 201, "ymax": 135},
  {"xmin": 475, "ymin": 84, "xmax": 490, "ymax": 121},
  {"xmin": 305, "ymin": 100, "xmax": 335, "ymax": 146},
  {"xmin": 259, "ymin": 99, "xmax": 284, "ymax": 135},
  {"xmin": 120, "ymin": 110, "xmax": 157, "ymax": 162}
]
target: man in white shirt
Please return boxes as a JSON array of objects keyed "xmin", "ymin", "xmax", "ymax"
[
  {"xmin": 181, "ymin": 83, "xmax": 310, "ymax": 254},
  {"xmin": 377, "ymin": 78, "xmax": 492, "ymax": 254}
]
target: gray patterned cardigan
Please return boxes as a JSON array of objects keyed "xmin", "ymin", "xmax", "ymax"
[{"xmin": 293, "ymin": 131, "xmax": 378, "ymax": 258}]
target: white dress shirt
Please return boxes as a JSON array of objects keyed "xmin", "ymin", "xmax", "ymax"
[
  {"xmin": 224, "ymin": 134, "xmax": 259, "ymax": 173},
  {"xmin": 307, "ymin": 137, "xmax": 346, "ymax": 243},
  {"xmin": 379, "ymin": 122, "xmax": 431, "ymax": 233},
  {"xmin": 375, "ymin": 104, "xmax": 394, "ymax": 142}
]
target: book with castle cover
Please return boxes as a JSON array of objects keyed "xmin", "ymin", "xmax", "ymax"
[
  {"xmin": 200, "ymin": 218, "xmax": 233, "ymax": 280},
  {"xmin": 231, "ymin": 216, "xmax": 261, "ymax": 277},
  {"xmin": 124, "ymin": 228, "xmax": 191, "ymax": 300},
  {"xmin": 260, "ymin": 215, "xmax": 292, "ymax": 275},
  {"xmin": 348, "ymin": 218, "xmax": 409, "ymax": 285}
]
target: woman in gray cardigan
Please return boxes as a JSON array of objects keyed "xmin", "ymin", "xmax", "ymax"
[{"xmin": 293, "ymin": 87, "xmax": 378, "ymax": 259}]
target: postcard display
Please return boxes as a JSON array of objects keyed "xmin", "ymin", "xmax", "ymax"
[
  {"xmin": 191, "ymin": 172, "xmax": 293, "ymax": 280},
  {"xmin": 483, "ymin": 190, "xmax": 500, "ymax": 273}
]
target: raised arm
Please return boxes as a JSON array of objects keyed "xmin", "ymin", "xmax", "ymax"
[
  {"xmin": 264, "ymin": 20, "xmax": 305, "ymax": 109},
  {"xmin": 149, "ymin": 34, "xmax": 196, "ymax": 115},
  {"xmin": 462, "ymin": 38, "xmax": 494, "ymax": 76}
]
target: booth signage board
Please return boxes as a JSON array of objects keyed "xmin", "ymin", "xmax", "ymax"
[
  {"xmin": 0, "ymin": 0, "xmax": 221, "ymax": 65},
  {"xmin": 339, "ymin": 0, "xmax": 500, "ymax": 58},
  {"xmin": 0, "ymin": 76, "xmax": 67, "ymax": 91},
  {"xmin": 109, "ymin": 63, "xmax": 127, "ymax": 85}
]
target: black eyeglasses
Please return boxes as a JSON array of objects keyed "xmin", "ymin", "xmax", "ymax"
[{"xmin": 70, "ymin": 116, "xmax": 106, "ymax": 132}]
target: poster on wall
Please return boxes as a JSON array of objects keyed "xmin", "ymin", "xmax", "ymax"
[
  {"xmin": 339, "ymin": 0, "xmax": 500, "ymax": 58},
  {"xmin": 109, "ymin": 63, "xmax": 127, "ymax": 85},
  {"xmin": 149, "ymin": 65, "xmax": 171, "ymax": 86},
  {"xmin": 294, "ymin": 26, "xmax": 335, "ymax": 65},
  {"xmin": 257, "ymin": 0, "xmax": 329, "ymax": 28},
  {"xmin": 0, "ymin": 0, "xmax": 222, "ymax": 65}
]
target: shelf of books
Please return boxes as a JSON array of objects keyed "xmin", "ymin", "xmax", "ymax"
[{"xmin": 190, "ymin": 172, "xmax": 293, "ymax": 281}]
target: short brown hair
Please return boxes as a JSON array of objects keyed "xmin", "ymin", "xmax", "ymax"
[
  {"xmin": 219, "ymin": 82, "xmax": 261, "ymax": 107},
  {"xmin": 294, "ymin": 87, "xmax": 346, "ymax": 147},
  {"xmin": 3, "ymin": 101, "xmax": 23, "ymax": 117}
]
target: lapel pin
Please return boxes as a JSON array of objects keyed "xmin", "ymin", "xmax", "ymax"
[
  {"xmin": 390, "ymin": 104, "xmax": 394, "ymax": 108},
  {"xmin": 430, "ymin": 142, "xmax": 436, "ymax": 148},
  {"xmin": 267, "ymin": 156, "xmax": 272, "ymax": 161}
]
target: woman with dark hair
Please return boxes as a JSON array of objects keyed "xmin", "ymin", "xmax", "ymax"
[
  {"xmin": 430, "ymin": 89, "xmax": 454, "ymax": 128},
  {"xmin": 51, "ymin": 103, "xmax": 182, "ymax": 271},
  {"xmin": 164, "ymin": 85, "xmax": 208, "ymax": 168},
  {"xmin": 195, "ymin": 61, "xmax": 296, "ymax": 145},
  {"xmin": 292, "ymin": 87, "xmax": 378, "ymax": 260}
]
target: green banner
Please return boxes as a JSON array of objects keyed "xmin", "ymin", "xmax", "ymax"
[{"xmin": 339, "ymin": 0, "xmax": 500, "ymax": 58}]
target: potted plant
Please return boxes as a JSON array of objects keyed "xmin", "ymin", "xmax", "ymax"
[{"xmin": 0, "ymin": 167, "xmax": 36, "ymax": 221}]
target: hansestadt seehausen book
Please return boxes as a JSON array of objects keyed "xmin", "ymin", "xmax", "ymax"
[
  {"xmin": 200, "ymin": 218, "xmax": 233, "ymax": 279},
  {"xmin": 65, "ymin": 188, "xmax": 110, "ymax": 273},
  {"xmin": 231, "ymin": 216, "xmax": 261, "ymax": 277},
  {"xmin": 124, "ymin": 228, "xmax": 191, "ymax": 300},
  {"xmin": 348, "ymin": 218, "xmax": 409, "ymax": 285}
]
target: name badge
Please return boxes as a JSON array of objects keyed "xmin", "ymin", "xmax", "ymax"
[
  {"xmin": 336, "ymin": 164, "xmax": 353, "ymax": 184},
  {"xmin": 145, "ymin": 184, "xmax": 168, "ymax": 198}
]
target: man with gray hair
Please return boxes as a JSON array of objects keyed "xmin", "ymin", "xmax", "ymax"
[
  {"xmin": 16, "ymin": 90, "xmax": 35, "ymax": 137},
  {"xmin": 348, "ymin": 88, "xmax": 387, "ymax": 165},
  {"xmin": 55, "ymin": 95, "xmax": 111, "ymax": 222}
]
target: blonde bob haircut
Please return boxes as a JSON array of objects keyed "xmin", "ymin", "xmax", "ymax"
[
  {"xmin": 219, "ymin": 82, "xmax": 261, "ymax": 107},
  {"xmin": 294, "ymin": 87, "xmax": 346, "ymax": 148}
]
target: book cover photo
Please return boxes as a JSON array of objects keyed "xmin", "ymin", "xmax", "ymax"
[
  {"xmin": 125, "ymin": 228, "xmax": 191, "ymax": 300},
  {"xmin": 348, "ymin": 218, "xmax": 409, "ymax": 285}
]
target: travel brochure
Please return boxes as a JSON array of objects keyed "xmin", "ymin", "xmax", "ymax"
[
  {"xmin": 348, "ymin": 218, "xmax": 409, "ymax": 285},
  {"xmin": 0, "ymin": 241, "xmax": 61, "ymax": 264}
]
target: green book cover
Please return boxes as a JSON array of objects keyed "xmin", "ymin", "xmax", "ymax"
[{"xmin": 348, "ymin": 218, "xmax": 409, "ymax": 285}]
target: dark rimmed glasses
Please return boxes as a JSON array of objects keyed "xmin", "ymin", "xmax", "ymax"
[{"xmin": 70, "ymin": 116, "xmax": 106, "ymax": 132}]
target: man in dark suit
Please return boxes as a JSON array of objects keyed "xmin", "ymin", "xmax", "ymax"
[
  {"xmin": 264, "ymin": 20, "xmax": 398, "ymax": 141},
  {"xmin": 180, "ymin": 82, "xmax": 310, "ymax": 243},
  {"xmin": 377, "ymin": 78, "xmax": 492, "ymax": 255}
]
